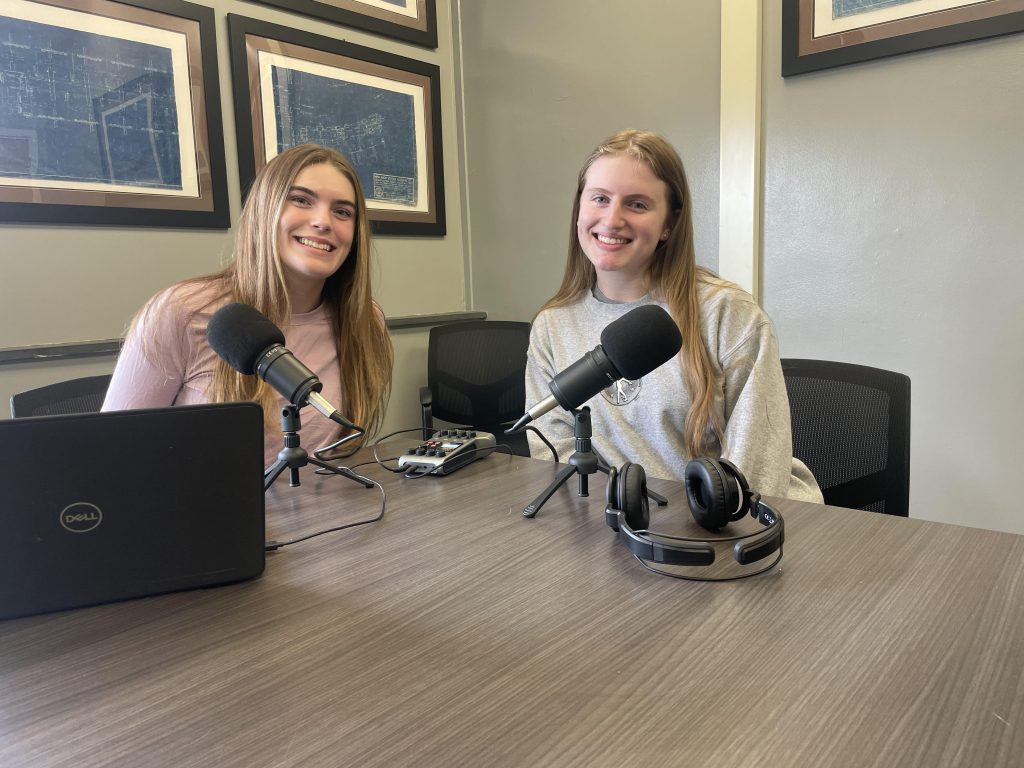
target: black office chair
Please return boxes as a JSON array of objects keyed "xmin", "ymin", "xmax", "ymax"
[
  {"xmin": 420, "ymin": 320, "xmax": 532, "ymax": 456},
  {"xmin": 9, "ymin": 374, "xmax": 113, "ymax": 418},
  {"xmin": 781, "ymin": 359, "xmax": 910, "ymax": 517}
]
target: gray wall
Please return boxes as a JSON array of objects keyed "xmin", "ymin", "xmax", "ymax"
[
  {"xmin": 0, "ymin": 0, "xmax": 468, "ymax": 436},
  {"xmin": 761, "ymin": 1, "xmax": 1024, "ymax": 534},
  {"xmin": 456, "ymin": 0, "xmax": 721, "ymax": 321},
  {"xmin": 5, "ymin": 1, "xmax": 1023, "ymax": 535},
  {"xmin": 458, "ymin": 1, "xmax": 1024, "ymax": 534}
]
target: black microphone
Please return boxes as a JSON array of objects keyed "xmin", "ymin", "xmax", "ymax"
[
  {"xmin": 509, "ymin": 304, "xmax": 682, "ymax": 432},
  {"xmin": 206, "ymin": 303, "xmax": 358, "ymax": 429}
]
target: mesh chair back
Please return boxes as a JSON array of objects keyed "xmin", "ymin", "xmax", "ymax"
[
  {"xmin": 10, "ymin": 375, "xmax": 113, "ymax": 419},
  {"xmin": 426, "ymin": 321, "xmax": 531, "ymax": 449},
  {"xmin": 782, "ymin": 359, "xmax": 910, "ymax": 516}
]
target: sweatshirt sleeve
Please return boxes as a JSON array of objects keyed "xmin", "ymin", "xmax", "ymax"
[
  {"xmin": 717, "ymin": 313, "xmax": 795, "ymax": 499},
  {"xmin": 102, "ymin": 289, "xmax": 192, "ymax": 411},
  {"xmin": 524, "ymin": 311, "xmax": 575, "ymax": 462}
]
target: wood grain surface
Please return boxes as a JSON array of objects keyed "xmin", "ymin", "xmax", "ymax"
[{"xmin": 2, "ymin": 449, "xmax": 1023, "ymax": 767}]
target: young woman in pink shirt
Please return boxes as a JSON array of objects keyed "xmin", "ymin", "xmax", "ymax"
[{"xmin": 104, "ymin": 144, "xmax": 393, "ymax": 466}]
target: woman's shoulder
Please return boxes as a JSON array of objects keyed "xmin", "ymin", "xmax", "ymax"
[
  {"xmin": 147, "ymin": 278, "xmax": 225, "ymax": 310},
  {"xmin": 697, "ymin": 270, "xmax": 765, "ymax": 321},
  {"xmin": 533, "ymin": 295, "xmax": 584, "ymax": 327},
  {"xmin": 138, "ymin": 278, "xmax": 229, "ymax": 333},
  {"xmin": 694, "ymin": 270, "xmax": 776, "ymax": 361}
]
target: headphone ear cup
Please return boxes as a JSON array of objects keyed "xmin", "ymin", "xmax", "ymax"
[
  {"xmin": 604, "ymin": 466, "xmax": 621, "ymax": 531},
  {"xmin": 685, "ymin": 458, "xmax": 736, "ymax": 531},
  {"xmin": 605, "ymin": 465, "xmax": 620, "ymax": 509},
  {"xmin": 715, "ymin": 459, "xmax": 751, "ymax": 523},
  {"xmin": 619, "ymin": 462, "xmax": 649, "ymax": 530}
]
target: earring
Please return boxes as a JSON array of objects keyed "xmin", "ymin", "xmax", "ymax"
[{"xmin": 660, "ymin": 231, "xmax": 670, "ymax": 241}]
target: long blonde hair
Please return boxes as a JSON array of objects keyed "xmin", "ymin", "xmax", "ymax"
[
  {"xmin": 140, "ymin": 144, "xmax": 392, "ymax": 439},
  {"xmin": 539, "ymin": 129, "xmax": 722, "ymax": 457}
]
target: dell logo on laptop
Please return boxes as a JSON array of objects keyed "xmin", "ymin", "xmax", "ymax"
[{"xmin": 60, "ymin": 502, "xmax": 103, "ymax": 533}]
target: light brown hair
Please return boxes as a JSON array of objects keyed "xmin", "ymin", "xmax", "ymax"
[
  {"xmin": 539, "ymin": 129, "xmax": 722, "ymax": 457},
  {"xmin": 138, "ymin": 144, "xmax": 392, "ymax": 439}
]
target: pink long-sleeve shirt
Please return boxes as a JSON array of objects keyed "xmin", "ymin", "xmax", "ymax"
[{"xmin": 103, "ymin": 282, "xmax": 345, "ymax": 468}]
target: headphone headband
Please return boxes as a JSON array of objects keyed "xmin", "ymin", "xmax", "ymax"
[{"xmin": 605, "ymin": 458, "xmax": 784, "ymax": 580}]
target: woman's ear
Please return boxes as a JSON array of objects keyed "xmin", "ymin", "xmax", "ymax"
[{"xmin": 661, "ymin": 209, "xmax": 681, "ymax": 241}]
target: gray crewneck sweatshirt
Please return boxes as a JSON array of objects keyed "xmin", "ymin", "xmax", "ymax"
[{"xmin": 525, "ymin": 276, "xmax": 822, "ymax": 502}]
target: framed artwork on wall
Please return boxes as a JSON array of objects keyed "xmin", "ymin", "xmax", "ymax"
[
  {"xmin": 243, "ymin": 0, "xmax": 437, "ymax": 49},
  {"xmin": 0, "ymin": 0, "xmax": 229, "ymax": 228},
  {"xmin": 228, "ymin": 14, "xmax": 445, "ymax": 236},
  {"xmin": 782, "ymin": 0, "xmax": 1024, "ymax": 76}
]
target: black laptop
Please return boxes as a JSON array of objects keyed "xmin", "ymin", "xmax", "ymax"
[{"xmin": 0, "ymin": 402, "xmax": 266, "ymax": 620}]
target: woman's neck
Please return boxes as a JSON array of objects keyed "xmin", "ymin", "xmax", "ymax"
[
  {"xmin": 594, "ymin": 272, "xmax": 650, "ymax": 303},
  {"xmin": 287, "ymin": 280, "xmax": 325, "ymax": 314}
]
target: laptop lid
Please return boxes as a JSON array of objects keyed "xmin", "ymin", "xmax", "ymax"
[{"xmin": 0, "ymin": 402, "xmax": 265, "ymax": 620}]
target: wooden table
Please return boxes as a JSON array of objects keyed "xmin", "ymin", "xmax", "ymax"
[{"xmin": 2, "ymin": 449, "xmax": 1023, "ymax": 767}]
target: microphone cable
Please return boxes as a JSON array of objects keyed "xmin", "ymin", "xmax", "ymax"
[
  {"xmin": 313, "ymin": 422, "xmax": 366, "ymax": 462},
  {"xmin": 505, "ymin": 424, "xmax": 559, "ymax": 463},
  {"xmin": 265, "ymin": 461, "xmax": 386, "ymax": 552},
  {"xmin": 263, "ymin": 425, "xmax": 548, "ymax": 550}
]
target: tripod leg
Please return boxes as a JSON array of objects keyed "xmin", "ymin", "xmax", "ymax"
[
  {"xmin": 577, "ymin": 472, "xmax": 589, "ymax": 498},
  {"xmin": 264, "ymin": 459, "xmax": 288, "ymax": 491},
  {"xmin": 307, "ymin": 457, "xmax": 375, "ymax": 488},
  {"xmin": 523, "ymin": 464, "xmax": 578, "ymax": 518}
]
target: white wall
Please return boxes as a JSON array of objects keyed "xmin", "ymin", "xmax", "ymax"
[
  {"xmin": 760, "ymin": 0, "xmax": 1024, "ymax": 534},
  {"xmin": 455, "ymin": 0, "xmax": 722, "ymax": 320}
]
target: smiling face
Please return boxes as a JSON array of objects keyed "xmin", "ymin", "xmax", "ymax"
[
  {"xmin": 576, "ymin": 153, "xmax": 677, "ymax": 300},
  {"xmin": 276, "ymin": 162, "xmax": 357, "ymax": 310}
]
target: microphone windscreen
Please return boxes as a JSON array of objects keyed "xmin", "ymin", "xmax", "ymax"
[
  {"xmin": 600, "ymin": 305, "xmax": 682, "ymax": 380},
  {"xmin": 206, "ymin": 303, "xmax": 285, "ymax": 375}
]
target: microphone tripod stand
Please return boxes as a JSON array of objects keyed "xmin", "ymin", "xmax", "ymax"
[
  {"xmin": 264, "ymin": 405, "xmax": 374, "ymax": 492},
  {"xmin": 522, "ymin": 407, "xmax": 667, "ymax": 518}
]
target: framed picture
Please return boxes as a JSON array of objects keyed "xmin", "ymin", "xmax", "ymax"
[
  {"xmin": 782, "ymin": 0, "xmax": 1024, "ymax": 76},
  {"xmin": 245, "ymin": 0, "xmax": 437, "ymax": 49},
  {"xmin": 228, "ymin": 14, "xmax": 445, "ymax": 236},
  {"xmin": 0, "ymin": 0, "xmax": 229, "ymax": 227}
]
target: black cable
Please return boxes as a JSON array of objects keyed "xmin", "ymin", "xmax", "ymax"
[
  {"xmin": 313, "ymin": 424, "xmax": 366, "ymax": 462},
  {"xmin": 403, "ymin": 466, "xmax": 434, "ymax": 479},
  {"xmin": 374, "ymin": 426, "xmax": 518, "ymax": 475},
  {"xmin": 264, "ymin": 426, "xmax": 517, "ymax": 550},
  {"xmin": 520, "ymin": 425, "xmax": 558, "ymax": 463},
  {"xmin": 371, "ymin": 427, "xmax": 434, "ymax": 472},
  {"xmin": 265, "ymin": 472, "xmax": 386, "ymax": 551},
  {"xmin": 398, "ymin": 443, "xmax": 514, "ymax": 478}
]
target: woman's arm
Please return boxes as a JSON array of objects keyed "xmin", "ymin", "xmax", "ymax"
[
  {"xmin": 717, "ymin": 318, "xmax": 795, "ymax": 498},
  {"xmin": 102, "ymin": 289, "xmax": 192, "ymax": 411},
  {"xmin": 524, "ymin": 313, "xmax": 576, "ymax": 461}
]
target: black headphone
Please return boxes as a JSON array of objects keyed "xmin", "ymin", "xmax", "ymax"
[{"xmin": 604, "ymin": 458, "xmax": 784, "ymax": 580}]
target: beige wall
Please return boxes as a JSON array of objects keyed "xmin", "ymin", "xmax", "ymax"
[{"xmin": 0, "ymin": 0, "xmax": 465, "ymax": 436}]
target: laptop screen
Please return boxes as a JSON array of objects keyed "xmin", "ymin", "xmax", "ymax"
[{"xmin": 0, "ymin": 402, "xmax": 265, "ymax": 620}]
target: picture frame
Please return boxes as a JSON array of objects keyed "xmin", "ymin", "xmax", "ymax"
[
  {"xmin": 228, "ymin": 14, "xmax": 445, "ymax": 237},
  {"xmin": 0, "ymin": 0, "xmax": 229, "ymax": 228},
  {"xmin": 244, "ymin": 0, "xmax": 437, "ymax": 49},
  {"xmin": 782, "ymin": 0, "xmax": 1024, "ymax": 76}
]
